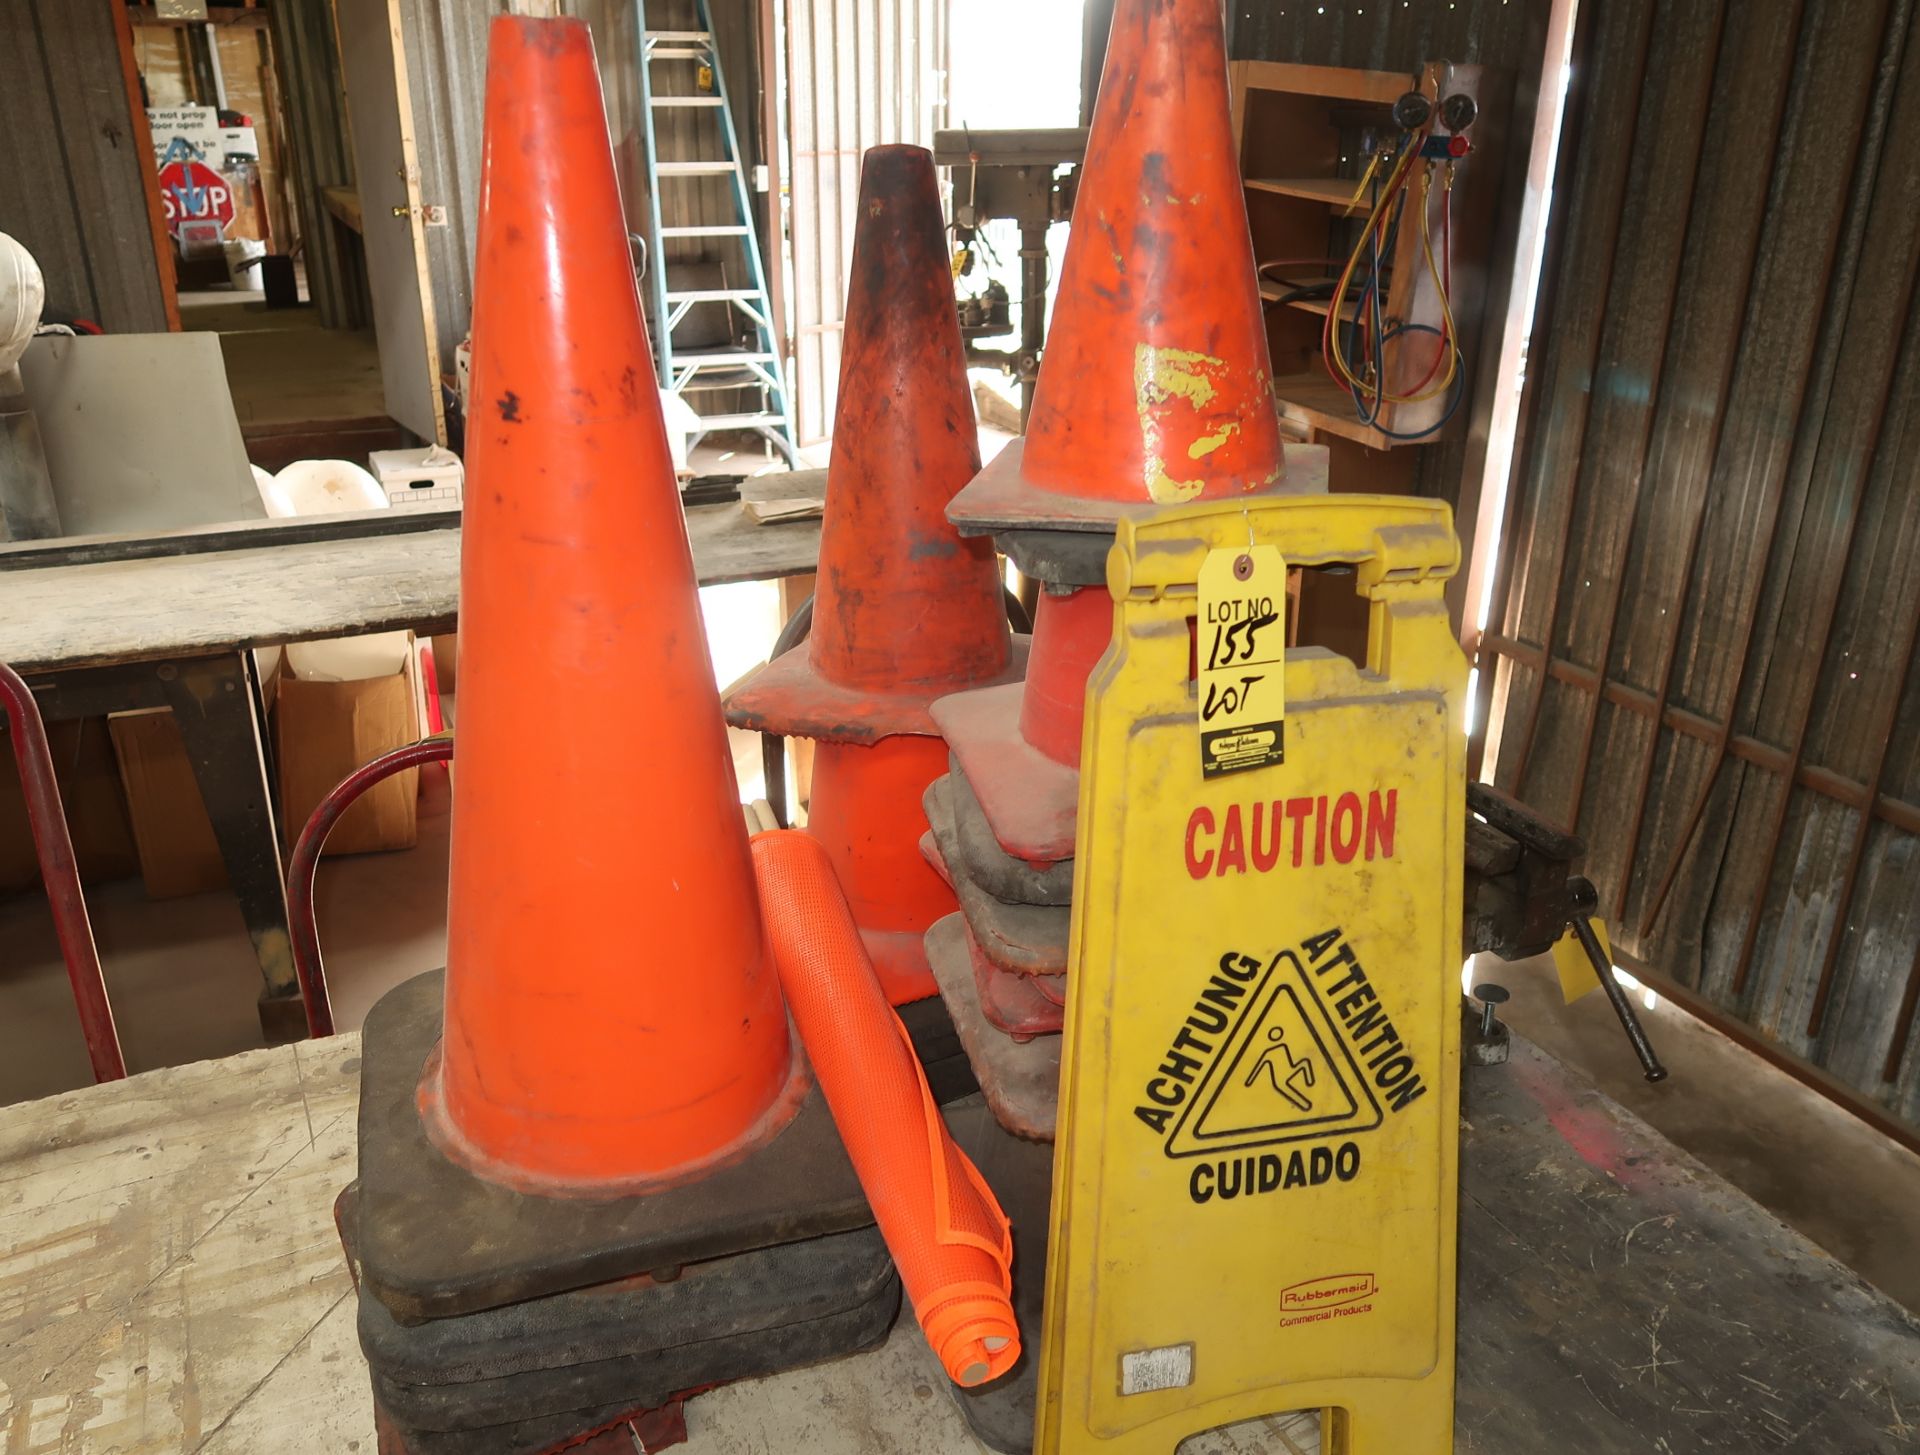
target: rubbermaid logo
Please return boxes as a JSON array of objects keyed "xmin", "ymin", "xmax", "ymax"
[{"xmin": 1280, "ymin": 1273, "xmax": 1377, "ymax": 1311}]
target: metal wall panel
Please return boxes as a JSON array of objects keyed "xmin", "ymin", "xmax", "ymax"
[
  {"xmin": 575, "ymin": 0, "xmax": 766, "ymax": 418},
  {"xmin": 1480, "ymin": 0, "xmax": 1920, "ymax": 1139},
  {"xmin": 271, "ymin": 0, "xmax": 370, "ymax": 330},
  {"xmin": 375, "ymin": 0, "xmax": 765, "ymax": 375},
  {"xmin": 398, "ymin": 0, "xmax": 490, "ymax": 366},
  {"xmin": 784, "ymin": 0, "xmax": 949, "ymax": 445},
  {"xmin": 0, "ymin": 0, "xmax": 170, "ymax": 334}
]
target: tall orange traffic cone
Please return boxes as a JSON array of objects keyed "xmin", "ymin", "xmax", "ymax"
[
  {"xmin": 1019, "ymin": 0, "xmax": 1285, "ymax": 505},
  {"xmin": 725, "ymin": 145, "xmax": 1025, "ymax": 1004},
  {"xmin": 945, "ymin": 0, "xmax": 1305, "ymax": 542},
  {"xmin": 422, "ymin": 15, "xmax": 804, "ymax": 1196},
  {"xmin": 345, "ymin": 25, "xmax": 902, "ymax": 1449},
  {"xmin": 933, "ymin": 0, "xmax": 1314, "ymax": 870},
  {"xmin": 924, "ymin": 0, "xmax": 1328, "ymax": 1175}
]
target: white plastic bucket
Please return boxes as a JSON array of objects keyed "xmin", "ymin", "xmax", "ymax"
[
  {"xmin": 268, "ymin": 459, "xmax": 411, "ymax": 681},
  {"xmin": 268, "ymin": 458, "xmax": 387, "ymax": 517},
  {"xmin": 223, "ymin": 237, "xmax": 267, "ymax": 289}
]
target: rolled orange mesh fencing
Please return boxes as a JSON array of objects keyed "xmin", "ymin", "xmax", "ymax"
[{"xmin": 750, "ymin": 830, "xmax": 1019, "ymax": 1386}]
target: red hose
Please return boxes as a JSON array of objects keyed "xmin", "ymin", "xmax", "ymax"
[
  {"xmin": 287, "ymin": 735, "xmax": 453, "ymax": 1038},
  {"xmin": 0, "ymin": 663, "xmax": 125, "ymax": 1082},
  {"xmin": 751, "ymin": 830, "xmax": 1019, "ymax": 1387}
]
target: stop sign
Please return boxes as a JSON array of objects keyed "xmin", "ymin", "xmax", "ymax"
[{"xmin": 158, "ymin": 159, "xmax": 235, "ymax": 235}]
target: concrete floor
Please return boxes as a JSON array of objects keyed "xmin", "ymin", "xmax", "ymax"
[
  {"xmin": 178, "ymin": 286, "xmax": 387, "ymax": 428},
  {"xmin": 1484, "ymin": 960, "xmax": 1920, "ymax": 1315}
]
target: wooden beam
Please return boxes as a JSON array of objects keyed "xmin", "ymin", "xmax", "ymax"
[
  {"xmin": 1480, "ymin": 631, "xmax": 1920, "ymax": 836},
  {"xmin": 127, "ymin": 5, "xmax": 271, "ymax": 28},
  {"xmin": 112, "ymin": 0, "xmax": 181, "ymax": 331}
]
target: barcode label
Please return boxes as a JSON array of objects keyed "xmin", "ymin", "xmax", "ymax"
[{"xmin": 1120, "ymin": 1343, "xmax": 1194, "ymax": 1395}]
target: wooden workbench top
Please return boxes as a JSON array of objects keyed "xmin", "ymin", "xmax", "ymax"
[
  {"xmin": 0, "ymin": 470, "xmax": 825, "ymax": 674},
  {"xmin": 0, "ymin": 1033, "xmax": 1914, "ymax": 1452}
]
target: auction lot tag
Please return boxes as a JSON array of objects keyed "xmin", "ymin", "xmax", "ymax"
[{"xmin": 1198, "ymin": 545, "xmax": 1287, "ymax": 779}]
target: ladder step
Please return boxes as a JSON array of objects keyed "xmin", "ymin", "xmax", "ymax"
[
  {"xmin": 651, "ymin": 96, "xmax": 725, "ymax": 108},
  {"xmin": 675, "ymin": 350, "xmax": 778, "ymax": 366},
  {"xmin": 660, "ymin": 225, "xmax": 751, "ymax": 238},
  {"xmin": 655, "ymin": 161, "xmax": 737, "ymax": 176},
  {"xmin": 666, "ymin": 288, "xmax": 767, "ymax": 302},
  {"xmin": 649, "ymin": 47, "xmax": 713, "ymax": 60},
  {"xmin": 646, "ymin": 30, "xmax": 712, "ymax": 42},
  {"xmin": 678, "ymin": 376, "xmax": 767, "ymax": 393},
  {"xmin": 686, "ymin": 413, "xmax": 789, "ymax": 431}
]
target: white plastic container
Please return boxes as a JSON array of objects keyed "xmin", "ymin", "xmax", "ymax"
[
  {"xmin": 223, "ymin": 237, "xmax": 267, "ymax": 289},
  {"xmin": 265, "ymin": 459, "xmax": 410, "ymax": 682},
  {"xmin": 0, "ymin": 233, "xmax": 46, "ymax": 374},
  {"xmin": 266, "ymin": 458, "xmax": 387, "ymax": 517}
]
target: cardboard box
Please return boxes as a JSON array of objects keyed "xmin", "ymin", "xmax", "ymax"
[
  {"xmin": 107, "ymin": 708, "xmax": 228, "ymax": 900},
  {"xmin": 428, "ymin": 633, "xmax": 457, "ymax": 695},
  {"xmin": 275, "ymin": 641, "xmax": 423, "ymax": 857},
  {"xmin": 369, "ymin": 445, "xmax": 464, "ymax": 511},
  {"xmin": 0, "ymin": 717, "xmax": 140, "ymax": 892}
]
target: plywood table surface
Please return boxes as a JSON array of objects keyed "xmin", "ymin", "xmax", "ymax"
[
  {"xmin": 1, "ymin": 1033, "xmax": 1915, "ymax": 1453},
  {"xmin": 0, "ymin": 470, "xmax": 826, "ymax": 674}
]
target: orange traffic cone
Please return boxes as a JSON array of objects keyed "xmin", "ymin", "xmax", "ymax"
[
  {"xmin": 945, "ymin": 0, "xmax": 1302, "ymax": 540},
  {"xmin": 725, "ymin": 145, "xmax": 1025, "ymax": 1004},
  {"xmin": 422, "ymin": 14, "xmax": 805, "ymax": 1196},
  {"xmin": 752, "ymin": 831, "xmax": 1019, "ymax": 1387},
  {"xmin": 934, "ymin": 0, "xmax": 1310, "ymax": 869}
]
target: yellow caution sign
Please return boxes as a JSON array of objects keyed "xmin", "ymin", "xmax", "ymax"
[{"xmin": 1038, "ymin": 496, "xmax": 1468, "ymax": 1453}]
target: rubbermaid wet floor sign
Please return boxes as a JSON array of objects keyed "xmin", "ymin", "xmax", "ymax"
[{"xmin": 1039, "ymin": 498, "xmax": 1468, "ymax": 1454}]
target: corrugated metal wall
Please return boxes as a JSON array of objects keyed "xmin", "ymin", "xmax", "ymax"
[
  {"xmin": 785, "ymin": 0, "xmax": 949, "ymax": 445},
  {"xmin": 1, "ymin": 0, "xmax": 170, "ymax": 334},
  {"xmin": 399, "ymin": 0, "xmax": 490, "ymax": 367},
  {"xmin": 1479, "ymin": 0, "xmax": 1920, "ymax": 1139},
  {"xmin": 271, "ymin": 0, "xmax": 369, "ymax": 330},
  {"xmin": 577, "ymin": 0, "xmax": 766, "ymax": 417}
]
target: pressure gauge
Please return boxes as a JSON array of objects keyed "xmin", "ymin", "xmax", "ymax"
[{"xmin": 1440, "ymin": 92, "xmax": 1479, "ymax": 134}]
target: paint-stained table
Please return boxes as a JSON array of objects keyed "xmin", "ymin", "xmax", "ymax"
[
  {"xmin": 0, "ymin": 472, "xmax": 824, "ymax": 1042},
  {"xmin": 0, "ymin": 1029, "xmax": 1913, "ymax": 1453}
]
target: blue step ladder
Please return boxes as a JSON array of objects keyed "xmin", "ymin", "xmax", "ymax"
[{"xmin": 637, "ymin": 0, "xmax": 799, "ymax": 467}]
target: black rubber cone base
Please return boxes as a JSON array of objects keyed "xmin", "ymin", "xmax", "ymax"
[
  {"xmin": 898, "ymin": 991, "xmax": 982, "ymax": 1105},
  {"xmin": 344, "ymin": 1186, "xmax": 899, "ymax": 1455},
  {"xmin": 935, "ymin": 762, "xmax": 1074, "ymax": 907},
  {"xmin": 926, "ymin": 916, "xmax": 1060, "ymax": 1141},
  {"xmin": 355, "ymin": 970, "xmax": 875, "ymax": 1322},
  {"xmin": 944, "ymin": 1098, "xmax": 1052, "ymax": 1455},
  {"xmin": 924, "ymin": 779, "xmax": 1071, "ymax": 977}
]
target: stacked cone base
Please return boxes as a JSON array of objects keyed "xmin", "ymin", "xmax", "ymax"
[
  {"xmin": 371, "ymin": 1396, "xmax": 694, "ymax": 1455},
  {"xmin": 922, "ymin": 781, "xmax": 1069, "ymax": 974},
  {"xmin": 932, "ymin": 761, "xmax": 1073, "ymax": 907},
  {"xmin": 917, "ymin": 756, "xmax": 1075, "ymax": 1113},
  {"xmin": 925, "ymin": 915, "xmax": 1059, "ymax": 1142},
  {"xmin": 347, "ymin": 1182, "xmax": 896, "ymax": 1455},
  {"xmin": 347, "ymin": 972, "xmax": 898, "ymax": 1451},
  {"xmin": 921, "ymin": 829, "xmax": 1066, "ymax": 1042}
]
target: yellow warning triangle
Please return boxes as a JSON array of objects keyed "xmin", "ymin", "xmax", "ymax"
[{"xmin": 1167, "ymin": 950, "xmax": 1384, "ymax": 1157}]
